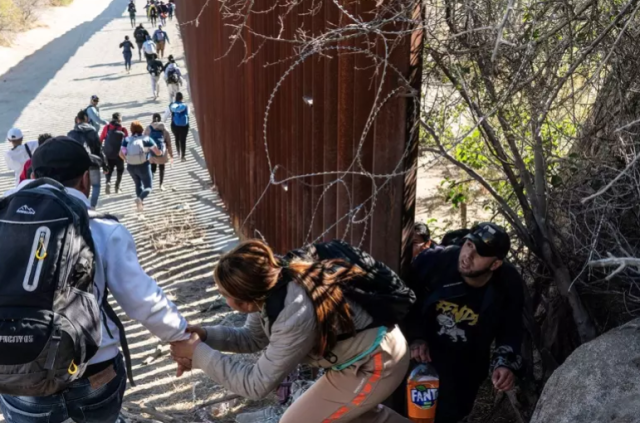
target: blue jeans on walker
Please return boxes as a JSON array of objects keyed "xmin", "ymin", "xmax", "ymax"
[
  {"xmin": 90, "ymin": 167, "xmax": 101, "ymax": 208},
  {"xmin": 127, "ymin": 162, "xmax": 153, "ymax": 200},
  {"xmin": 0, "ymin": 354, "xmax": 127, "ymax": 423}
]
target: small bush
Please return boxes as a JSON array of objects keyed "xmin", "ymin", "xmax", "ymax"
[{"xmin": 48, "ymin": 0, "xmax": 72, "ymax": 6}]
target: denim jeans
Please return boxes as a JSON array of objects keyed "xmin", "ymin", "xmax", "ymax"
[
  {"xmin": 127, "ymin": 162, "xmax": 153, "ymax": 200},
  {"xmin": 123, "ymin": 51, "xmax": 132, "ymax": 69},
  {"xmin": 0, "ymin": 355, "xmax": 126, "ymax": 423},
  {"xmin": 90, "ymin": 167, "xmax": 101, "ymax": 208}
]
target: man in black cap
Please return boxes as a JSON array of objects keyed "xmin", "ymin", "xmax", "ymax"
[
  {"xmin": 0, "ymin": 137, "xmax": 190, "ymax": 422},
  {"xmin": 405, "ymin": 222, "xmax": 524, "ymax": 423}
]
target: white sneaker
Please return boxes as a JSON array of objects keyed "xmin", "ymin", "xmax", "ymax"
[{"xmin": 160, "ymin": 184, "xmax": 165, "ymax": 191}]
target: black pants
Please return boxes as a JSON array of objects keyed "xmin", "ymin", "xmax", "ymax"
[
  {"xmin": 151, "ymin": 163, "xmax": 165, "ymax": 185},
  {"xmin": 171, "ymin": 124, "xmax": 189, "ymax": 158},
  {"xmin": 105, "ymin": 158, "xmax": 124, "ymax": 191},
  {"xmin": 130, "ymin": 13, "xmax": 136, "ymax": 27},
  {"xmin": 136, "ymin": 42, "xmax": 143, "ymax": 60}
]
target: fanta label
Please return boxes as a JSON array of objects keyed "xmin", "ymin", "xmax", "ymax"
[{"xmin": 410, "ymin": 385, "xmax": 438, "ymax": 409}]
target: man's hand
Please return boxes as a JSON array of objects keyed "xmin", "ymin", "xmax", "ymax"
[
  {"xmin": 410, "ymin": 339, "xmax": 431, "ymax": 363},
  {"xmin": 186, "ymin": 325, "xmax": 207, "ymax": 341},
  {"xmin": 492, "ymin": 367, "xmax": 515, "ymax": 391},
  {"xmin": 170, "ymin": 332, "xmax": 201, "ymax": 361},
  {"xmin": 174, "ymin": 357, "xmax": 192, "ymax": 378}
]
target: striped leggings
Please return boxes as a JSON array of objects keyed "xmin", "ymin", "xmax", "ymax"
[{"xmin": 281, "ymin": 327, "xmax": 411, "ymax": 423}]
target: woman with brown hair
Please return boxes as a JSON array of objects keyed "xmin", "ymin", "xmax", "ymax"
[{"xmin": 171, "ymin": 240, "xmax": 412, "ymax": 423}]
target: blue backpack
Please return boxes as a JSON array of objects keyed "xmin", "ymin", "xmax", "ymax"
[
  {"xmin": 171, "ymin": 103, "xmax": 189, "ymax": 127},
  {"xmin": 148, "ymin": 126, "xmax": 165, "ymax": 151}
]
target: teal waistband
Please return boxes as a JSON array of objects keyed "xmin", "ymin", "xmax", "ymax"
[{"xmin": 332, "ymin": 326, "xmax": 388, "ymax": 372}]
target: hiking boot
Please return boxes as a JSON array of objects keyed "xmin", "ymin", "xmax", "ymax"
[
  {"xmin": 105, "ymin": 183, "xmax": 111, "ymax": 195},
  {"xmin": 135, "ymin": 198, "xmax": 144, "ymax": 213}
]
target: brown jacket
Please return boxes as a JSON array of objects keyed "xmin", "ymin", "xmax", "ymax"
[{"xmin": 192, "ymin": 281, "xmax": 382, "ymax": 400}]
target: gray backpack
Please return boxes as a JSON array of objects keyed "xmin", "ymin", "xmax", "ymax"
[{"xmin": 125, "ymin": 136, "xmax": 148, "ymax": 165}]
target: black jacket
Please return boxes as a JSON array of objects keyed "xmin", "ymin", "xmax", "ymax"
[
  {"xmin": 134, "ymin": 27, "xmax": 149, "ymax": 43},
  {"xmin": 406, "ymin": 246, "xmax": 524, "ymax": 375},
  {"xmin": 68, "ymin": 123, "xmax": 107, "ymax": 171}
]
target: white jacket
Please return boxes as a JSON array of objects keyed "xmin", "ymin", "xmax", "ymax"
[
  {"xmin": 5, "ymin": 181, "xmax": 189, "ymax": 364},
  {"xmin": 4, "ymin": 141, "xmax": 38, "ymax": 186},
  {"xmin": 143, "ymin": 40, "xmax": 157, "ymax": 55}
]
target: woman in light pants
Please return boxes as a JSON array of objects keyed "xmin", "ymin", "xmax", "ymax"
[{"xmin": 170, "ymin": 240, "xmax": 413, "ymax": 423}]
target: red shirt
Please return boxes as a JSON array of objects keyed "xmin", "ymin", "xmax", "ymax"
[
  {"xmin": 100, "ymin": 123, "xmax": 129, "ymax": 143},
  {"xmin": 19, "ymin": 159, "xmax": 32, "ymax": 182}
]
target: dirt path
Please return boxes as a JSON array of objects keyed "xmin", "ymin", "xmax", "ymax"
[{"xmin": 0, "ymin": 0, "xmax": 263, "ymax": 421}]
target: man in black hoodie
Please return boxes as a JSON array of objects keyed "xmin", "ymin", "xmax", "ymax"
[
  {"xmin": 134, "ymin": 24, "xmax": 150, "ymax": 61},
  {"xmin": 406, "ymin": 222, "xmax": 524, "ymax": 423},
  {"xmin": 68, "ymin": 109, "xmax": 107, "ymax": 208}
]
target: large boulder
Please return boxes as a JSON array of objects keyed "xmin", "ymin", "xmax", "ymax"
[{"xmin": 530, "ymin": 319, "xmax": 640, "ymax": 423}]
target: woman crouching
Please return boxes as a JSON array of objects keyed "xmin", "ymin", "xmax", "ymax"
[{"xmin": 170, "ymin": 240, "xmax": 412, "ymax": 423}]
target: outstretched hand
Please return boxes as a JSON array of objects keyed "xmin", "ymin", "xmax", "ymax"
[{"xmin": 171, "ymin": 332, "xmax": 201, "ymax": 361}]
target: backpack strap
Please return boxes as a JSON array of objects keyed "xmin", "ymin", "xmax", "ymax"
[
  {"xmin": 24, "ymin": 144, "xmax": 32, "ymax": 159},
  {"xmin": 264, "ymin": 277, "xmax": 289, "ymax": 333},
  {"xmin": 88, "ymin": 212, "xmax": 135, "ymax": 387}
]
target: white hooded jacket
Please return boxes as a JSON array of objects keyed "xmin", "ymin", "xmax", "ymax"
[{"xmin": 4, "ymin": 181, "xmax": 189, "ymax": 364}]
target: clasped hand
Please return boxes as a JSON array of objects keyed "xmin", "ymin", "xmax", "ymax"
[{"xmin": 170, "ymin": 325, "xmax": 205, "ymax": 377}]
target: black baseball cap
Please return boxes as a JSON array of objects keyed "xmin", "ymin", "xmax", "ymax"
[
  {"xmin": 31, "ymin": 136, "xmax": 99, "ymax": 182},
  {"xmin": 464, "ymin": 222, "xmax": 510, "ymax": 259}
]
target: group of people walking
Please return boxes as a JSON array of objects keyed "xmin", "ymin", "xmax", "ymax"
[
  {"xmin": 125, "ymin": 19, "xmax": 184, "ymax": 101},
  {"xmin": 128, "ymin": 0, "xmax": 174, "ymax": 28},
  {"xmin": 4, "ymin": 91, "xmax": 191, "ymax": 212}
]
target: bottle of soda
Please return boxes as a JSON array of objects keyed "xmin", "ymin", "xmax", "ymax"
[{"xmin": 406, "ymin": 363, "xmax": 439, "ymax": 423}]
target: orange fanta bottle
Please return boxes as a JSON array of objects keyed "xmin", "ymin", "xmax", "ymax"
[{"xmin": 406, "ymin": 363, "xmax": 439, "ymax": 423}]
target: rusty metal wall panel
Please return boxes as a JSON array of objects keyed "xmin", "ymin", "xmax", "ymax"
[{"xmin": 177, "ymin": 0, "xmax": 421, "ymax": 271}]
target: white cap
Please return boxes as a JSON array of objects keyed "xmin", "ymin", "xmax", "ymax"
[{"xmin": 6, "ymin": 128, "xmax": 23, "ymax": 141}]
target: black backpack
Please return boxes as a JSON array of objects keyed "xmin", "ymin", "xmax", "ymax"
[
  {"xmin": 167, "ymin": 68, "xmax": 179, "ymax": 84},
  {"xmin": 0, "ymin": 179, "xmax": 134, "ymax": 396},
  {"xmin": 148, "ymin": 61, "xmax": 162, "ymax": 76},
  {"xmin": 103, "ymin": 127, "xmax": 125, "ymax": 160},
  {"xmin": 134, "ymin": 28, "xmax": 146, "ymax": 43},
  {"xmin": 266, "ymin": 240, "xmax": 416, "ymax": 337}
]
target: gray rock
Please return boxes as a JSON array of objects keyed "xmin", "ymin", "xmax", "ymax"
[{"xmin": 531, "ymin": 319, "xmax": 640, "ymax": 423}]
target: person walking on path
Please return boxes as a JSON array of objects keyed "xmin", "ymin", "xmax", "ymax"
[
  {"xmin": 121, "ymin": 121, "xmax": 162, "ymax": 212},
  {"xmin": 142, "ymin": 35, "xmax": 157, "ymax": 64},
  {"xmin": 19, "ymin": 133, "xmax": 52, "ymax": 183},
  {"xmin": 170, "ymin": 240, "xmax": 414, "ymax": 423},
  {"xmin": 134, "ymin": 24, "xmax": 150, "ymax": 61},
  {"xmin": 0, "ymin": 137, "xmax": 189, "ymax": 423},
  {"xmin": 168, "ymin": 1, "xmax": 175, "ymax": 20},
  {"xmin": 144, "ymin": 113, "xmax": 173, "ymax": 191},
  {"xmin": 120, "ymin": 35, "xmax": 135, "ymax": 73},
  {"xmin": 164, "ymin": 92, "xmax": 190, "ymax": 161},
  {"xmin": 164, "ymin": 55, "xmax": 183, "ymax": 102},
  {"xmin": 148, "ymin": 53, "xmax": 164, "ymax": 100},
  {"xmin": 153, "ymin": 24, "xmax": 170, "ymax": 59},
  {"xmin": 128, "ymin": 0, "xmax": 137, "ymax": 28},
  {"xmin": 86, "ymin": 95, "xmax": 107, "ymax": 133},
  {"xmin": 68, "ymin": 109, "xmax": 107, "ymax": 209},
  {"xmin": 4, "ymin": 128, "xmax": 39, "ymax": 187},
  {"xmin": 101, "ymin": 113, "xmax": 129, "ymax": 195},
  {"xmin": 149, "ymin": 3, "xmax": 158, "ymax": 27},
  {"xmin": 159, "ymin": 1, "xmax": 168, "ymax": 25}
]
